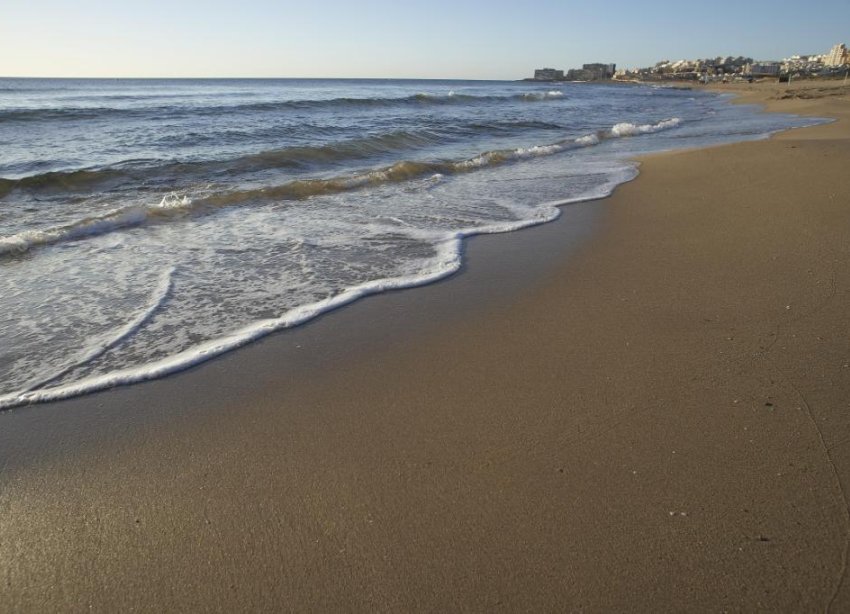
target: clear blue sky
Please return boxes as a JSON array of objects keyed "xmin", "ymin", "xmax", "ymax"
[{"xmin": 2, "ymin": 0, "xmax": 848, "ymax": 79}]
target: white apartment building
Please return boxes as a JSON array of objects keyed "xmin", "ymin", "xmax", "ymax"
[{"xmin": 824, "ymin": 43, "xmax": 849, "ymax": 67}]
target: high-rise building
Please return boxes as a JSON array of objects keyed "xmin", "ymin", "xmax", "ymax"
[
  {"xmin": 533, "ymin": 68, "xmax": 564, "ymax": 81},
  {"xmin": 581, "ymin": 63, "xmax": 616, "ymax": 80},
  {"xmin": 825, "ymin": 43, "xmax": 849, "ymax": 67}
]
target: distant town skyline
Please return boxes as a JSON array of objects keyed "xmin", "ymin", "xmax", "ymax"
[{"xmin": 2, "ymin": 0, "xmax": 848, "ymax": 79}]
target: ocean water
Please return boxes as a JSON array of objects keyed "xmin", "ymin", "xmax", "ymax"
[{"xmin": 0, "ymin": 78, "xmax": 820, "ymax": 409}]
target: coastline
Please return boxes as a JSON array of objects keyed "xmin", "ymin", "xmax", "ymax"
[{"xmin": 2, "ymin": 80, "xmax": 849, "ymax": 610}]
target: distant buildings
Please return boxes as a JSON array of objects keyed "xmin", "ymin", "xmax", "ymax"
[
  {"xmin": 530, "ymin": 63, "xmax": 615, "ymax": 82},
  {"xmin": 565, "ymin": 63, "xmax": 616, "ymax": 81},
  {"xmin": 748, "ymin": 62, "xmax": 781, "ymax": 77},
  {"xmin": 528, "ymin": 42, "xmax": 847, "ymax": 84},
  {"xmin": 612, "ymin": 56, "xmax": 755, "ymax": 81},
  {"xmin": 781, "ymin": 54, "xmax": 827, "ymax": 74},
  {"xmin": 564, "ymin": 68, "xmax": 590, "ymax": 81},
  {"xmin": 825, "ymin": 43, "xmax": 849, "ymax": 67},
  {"xmin": 533, "ymin": 68, "xmax": 564, "ymax": 81}
]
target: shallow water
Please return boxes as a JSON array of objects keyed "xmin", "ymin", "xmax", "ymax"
[{"xmin": 0, "ymin": 78, "xmax": 821, "ymax": 409}]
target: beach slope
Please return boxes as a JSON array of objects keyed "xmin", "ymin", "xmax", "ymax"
[{"xmin": 1, "ymin": 81, "xmax": 849, "ymax": 611}]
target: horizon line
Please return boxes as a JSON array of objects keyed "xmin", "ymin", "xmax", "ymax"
[{"xmin": 0, "ymin": 75, "xmax": 525, "ymax": 81}]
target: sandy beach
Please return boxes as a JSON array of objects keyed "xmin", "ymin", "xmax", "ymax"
[{"xmin": 2, "ymin": 80, "xmax": 849, "ymax": 611}]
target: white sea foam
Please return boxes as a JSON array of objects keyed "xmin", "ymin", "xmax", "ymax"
[
  {"xmin": 522, "ymin": 91, "xmax": 565, "ymax": 101},
  {"xmin": 0, "ymin": 194, "xmax": 194, "ymax": 256},
  {"xmin": 610, "ymin": 117, "xmax": 681, "ymax": 137},
  {"xmin": 158, "ymin": 192, "xmax": 192, "ymax": 209},
  {"xmin": 454, "ymin": 117, "xmax": 681, "ymax": 171},
  {"xmin": 0, "ymin": 118, "xmax": 682, "ymax": 260},
  {"xmin": 575, "ymin": 134, "xmax": 600, "ymax": 146},
  {"xmin": 0, "ymin": 240, "xmax": 463, "ymax": 410},
  {"xmin": 512, "ymin": 144, "xmax": 564, "ymax": 158},
  {"xmin": 4, "ymin": 75, "xmax": 811, "ymax": 415},
  {"xmin": 455, "ymin": 153, "xmax": 496, "ymax": 169},
  {"xmin": 20, "ymin": 266, "xmax": 176, "ymax": 393},
  {"xmin": 0, "ymin": 163, "xmax": 640, "ymax": 412},
  {"xmin": 0, "ymin": 206, "xmax": 149, "ymax": 255}
]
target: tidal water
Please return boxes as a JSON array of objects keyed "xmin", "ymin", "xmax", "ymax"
[{"xmin": 0, "ymin": 78, "xmax": 819, "ymax": 409}]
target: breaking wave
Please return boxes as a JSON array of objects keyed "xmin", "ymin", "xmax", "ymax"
[
  {"xmin": 610, "ymin": 117, "xmax": 681, "ymax": 136},
  {"xmin": 521, "ymin": 91, "xmax": 565, "ymax": 101},
  {"xmin": 0, "ymin": 121, "xmax": 562, "ymax": 198},
  {"xmin": 0, "ymin": 117, "xmax": 681, "ymax": 257},
  {"xmin": 0, "ymin": 117, "xmax": 679, "ymax": 200}
]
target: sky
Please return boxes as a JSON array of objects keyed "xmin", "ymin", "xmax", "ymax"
[{"xmin": 2, "ymin": 0, "xmax": 848, "ymax": 79}]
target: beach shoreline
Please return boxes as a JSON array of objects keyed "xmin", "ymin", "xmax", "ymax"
[{"xmin": 2, "ymin": 79, "xmax": 849, "ymax": 611}]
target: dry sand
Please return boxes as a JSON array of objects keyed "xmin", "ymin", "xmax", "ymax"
[{"xmin": 1, "ymin": 80, "xmax": 849, "ymax": 612}]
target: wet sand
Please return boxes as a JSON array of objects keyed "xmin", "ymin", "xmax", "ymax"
[{"xmin": 2, "ymin": 80, "xmax": 849, "ymax": 611}]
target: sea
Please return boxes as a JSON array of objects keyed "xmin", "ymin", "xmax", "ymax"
[{"xmin": 0, "ymin": 78, "xmax": 821, "ymax": 409}]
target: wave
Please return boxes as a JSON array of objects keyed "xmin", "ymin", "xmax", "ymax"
[
  {"xmin": 0, "ymin": 120, "xmax": 562, "ymax": 198},
  {"xmin": 0, "ymin": 90, "xmax": 568, "ymax": 124},
  {"xmin": 610, "ymin": 117, "xmax": 681, "ymax": 136},
  {"xmin": 229, "ymin": 130, "xmax": 447, "ymax": 169},
  {"xmin": 0, "ymin": 166, "xmax": 640, "ymax": 412},
  {"xmin": 0, "ymin": 130, "xmax": 446, "ymax": 198},
  {"xmin": 466, "ymin": 120, "xmax": 566, "ymax": 132},
  {"xmin": 521, "ymin": 91, "xmax": 565, "ymax": 101},
  {"xmin": 0, "ymin": 107, "xmax": 111, "ymax": 122},
  {"xmin": 0, "ymin": 205, "xmax": 155, "ymax": 255},
  {"xmin": 0, "ymin": 117, "xmax": 681, "ymax": 257},
  {"xmin": 0, "ymin": 116, "xmax": 676, "ymax": 201},
  {"xmin": 0, "ymin": 167, "xmax": 131, "ymax": 198}
]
